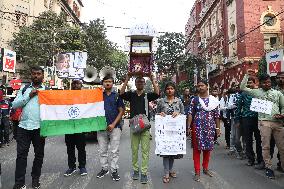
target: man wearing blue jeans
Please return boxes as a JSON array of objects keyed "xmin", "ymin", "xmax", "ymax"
[
  {"xmin": 12, "ymin": 66, "xmax": 47, "ymax": 189},
  {"xmin": 96, "ymin": 76, "xmax": 125, "ymax": 181}
]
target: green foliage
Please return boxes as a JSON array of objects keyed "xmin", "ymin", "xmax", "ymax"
[
  {"xmin": 108, "ymin": 49, "xmax": 128, "ymax": 83},
  {"xmin": 177, "ymin": 80, "xmax": 191, "ymax": 94},
  {"xmin": 155, "ymin": 32, "xmax": 185, "ymax": 77},
  {"xmin": 182, "ymin": 53, "xmax": 206, "ymax": 90},
  {"xmin": 10, "ymin": 11, "xmax": 128, "ymax": 82},
  {"xmin": 81, "ymin": 19, "xmax": 114, "ymax": 70},
  {"xmin": 10, "ymin": 11, "xmax": 85, "ymax": 68},
  {"xmin": 258, "ymin": 56, "xmax": 267, "ymax": 77},
  {"xmin": 145, "ymin": 79, "xmax": 153, "ymax": 93}
]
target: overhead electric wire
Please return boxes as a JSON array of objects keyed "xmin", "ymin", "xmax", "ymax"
[
  {"xmin": 228, "ymin": 9, "xmax": 284, "ymax": 45},
  {"xmin": 0, "ymin": 10, "xmax": 167, "ymax": 34}
]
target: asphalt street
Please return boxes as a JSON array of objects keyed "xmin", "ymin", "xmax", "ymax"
[{"xmin": 1, "ymin": 120, "xmax": 284, "ymax": 189}]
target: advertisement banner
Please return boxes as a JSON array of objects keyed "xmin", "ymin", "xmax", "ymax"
[
  {"xmin": 2, "ymin": 49, "xmax": 16, "ymax": 73},
  {"xmin": 266, "ymin": 49, "xmax": 284, "ymax": 76},
  {"xmin": 55, "ymin": 52, "xmax": 87, "ymax": 78}
]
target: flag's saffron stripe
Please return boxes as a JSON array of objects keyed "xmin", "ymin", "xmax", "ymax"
[
  {"xmin": 40, "ymin": 116, "xmax": 107, "ymax": 137},
  {"xmin": 40, "ymin": 102, "xmax": 105, "ymax": 121},
  {"xmin": 38, "ymin": 89, "xmax": 103, "ymax": 105}
]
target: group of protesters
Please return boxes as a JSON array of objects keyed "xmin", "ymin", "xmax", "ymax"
[
  {"xmin": 208, "ymin": 70, "xmax": 284, "ymax": 180},
  {"xmin": 7, "ymin": 65, "xmax": 221, "ymax": 189},
  {"xmin": 2, "ymin": 65, "xmax": 284, "ymax": 189}
]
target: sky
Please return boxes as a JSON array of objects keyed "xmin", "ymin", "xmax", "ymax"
[{"xmin": 81, "ymin": 0, "xmax": 194, "ymax": 50}]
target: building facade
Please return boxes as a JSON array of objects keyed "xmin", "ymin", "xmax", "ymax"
[
  {"xmin": 185, "ymin": 0, "xmax": 284, "ymax": 91},
  {"xmin": 0, "ymin": 0, "xmax": 83, "ymax": 49}
]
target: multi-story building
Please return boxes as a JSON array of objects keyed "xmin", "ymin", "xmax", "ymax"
[
  {"xmin": 0, "ymin": 0, "xmax": 83, "ymax": 49},
  {"xmin": 185, "ymin": 0, "xmax": 284, "ymax": 91}
]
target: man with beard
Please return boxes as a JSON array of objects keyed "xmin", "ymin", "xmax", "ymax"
[
  {"xmin": 241, "ymin": 70, "xmax": 284, "ymax": 179},
  {"xmin": 96, "ymin": 76, "xmax": 125, "ymax": 181},
  {"xmin": 235, "ymin": 77, "xmax": 263, "ymax": 168},
  {"xmin": 12, "ymin": 66, "xmax": 48, "ymax": 189}
]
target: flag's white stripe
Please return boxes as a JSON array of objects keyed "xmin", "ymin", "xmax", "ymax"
[{"xmin": 40, "ymin": 101, "xmax": 105, "ymax": 121}]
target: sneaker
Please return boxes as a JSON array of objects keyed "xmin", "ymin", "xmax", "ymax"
[
  {"xmin": 96, "ymin": 169, "xmax": 109, "ymax": 178},
  {"xmin": 265, "ymin": 168, "xmax": 275, "ymax": 179},
  {"xmin": 64, "ymin": 168, "xmax": 77, "ymax": 177},
  {"xmin": 131, "ymin": 170, "xmax": 139, "ymax": 180},
  {"xmin": 255, "ymin": 161, "xmax": 265, "ymax": 170},
  {"xmin": 32, "ymin": 178, "xmax": 40, "ymax": 189},
  {"xmin": 214, "ymin": 141, "xmax": 220, "ymax": 145},
  {"xmin": 140, "ymin": 174, "xmax": 148, "ymax": 184},
  {"xmin": 111, "ymin": 170, "xmax": 120, "ymax": 181},
  {"xmin": 80, "ymin": 168, "xmax": 88, "ymax": 176},
  {"xmin": 236, "ymin": 153, "xmax": 243, "ymax": 160},
  {"xmin": 13, "ymin": 184, "xmax": 27, "ymax": 189},
  {"xmin": 193, "ymin": 174, "xmax": 200, "ymax": 182}
]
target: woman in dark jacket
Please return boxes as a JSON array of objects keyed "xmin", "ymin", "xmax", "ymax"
[{"xmin": 156, "ymin": 82, "xmax": 185, "ymax": 183}]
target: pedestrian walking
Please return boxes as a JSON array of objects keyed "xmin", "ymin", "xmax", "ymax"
[
  {"xmin": 240, "ymin": 70, "xmax": 284, "ymax": 179},
  {"xmin": 96, "ymin": 76, "xmax": 125, "ymax": 181},
  {"xmin": 211, "ymin": 88, "xmax": 220, "ymax": 146},
  {"xmin": 227, "ymin": 86, "xmax": 244, "ymax": 158},
  {"xmin": 120, "ymin": 73, "xmax": 159, "ymax": 184},
  {"xmin": 219, "ymin": 91, "xmax": 231, "ymax": 149},
  {"xmin": 63, "ymin": 80, "xmax": 88, "ymax": 177},
  {"xmin": 156, "ymin": 82, "xmax": 184, "ymax": 183},
  {"xmin": 12, "ymin": 66, "xmax": 48, "ymax": 189},
  {"xmin": 0, "ymin": 91, "xmax": 12, "ymax": 147},
  {"xmin": 187, "ymin": 80, "xmax": 220, "ymax": 182},
  {"xmin": 235, "ymin": 77, "xmax": 263, "ymax": 168}
]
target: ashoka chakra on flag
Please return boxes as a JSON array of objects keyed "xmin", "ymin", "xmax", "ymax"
[{"xmin": 38, "ymin": 88, "xmax": 107, "ymax": 137}]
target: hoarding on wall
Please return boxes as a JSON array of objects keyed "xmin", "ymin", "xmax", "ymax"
[
  {"xmin": 55, "ymin": 52, "xmax": 87, "ymax": 79},
  {"xmin": 1, "ymin": 48, "xmax": 16, "ymax": 73},
  {"xmin": 266, "ymin": 49, "xmax": 284, "ymax": 76}
]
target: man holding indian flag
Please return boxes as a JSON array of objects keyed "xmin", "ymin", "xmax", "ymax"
[
  {"xmin": 63, "ymin": 80, "xmax": 87, "ymax": 177},
  {"xmin": 12, "ymin": 66, "xmax": 48, "ymax": 189},
  {"xmin": 13, "ymin": 67, "xmax": 110, "ymax": 189}
]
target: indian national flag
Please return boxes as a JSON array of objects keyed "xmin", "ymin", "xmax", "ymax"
[{"xmin": 38, "ymin": 88, "xmax": 107, "ymax": 137}]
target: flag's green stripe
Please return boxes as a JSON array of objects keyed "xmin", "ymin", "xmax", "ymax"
[{"xmin": 40, "ymin": 116, "xmax": 107, "ymax": 137}]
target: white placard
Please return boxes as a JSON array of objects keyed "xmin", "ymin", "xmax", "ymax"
[
  {"xmin": 250, "ymin": 98, "xmax": 273, "ymax": 115},
  {"xmin": 155, "ymin": 115, "xmax": 186, "ymax": 155}
]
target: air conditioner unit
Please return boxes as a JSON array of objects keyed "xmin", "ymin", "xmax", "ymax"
[
  {"xmin": 198, "ymin": 42, "xmax": 204, "ymax": 48},
  {"xmin": 203, "ymin": 38, "xmax": 207, "ymax": 48},
  {"xmin": 224, "ymin": 57, "xmax": 228, "ymax": 64}
]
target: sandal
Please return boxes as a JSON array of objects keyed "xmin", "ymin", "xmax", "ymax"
[
  {"xmin": 169, "ymin": 172, "xmax": 177, "ymax": 178},
  {"xmin": 163, "ymin": 176, "xmax": 170, "ymax": 183},
  {"xmin": 203, "ymin": 169, "xmax": 214, "ymax": 177}
]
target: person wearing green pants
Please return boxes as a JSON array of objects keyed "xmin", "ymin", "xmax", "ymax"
[
  {"xmin": 131, "ymin": 130, "xmax": 151, "ymax": 176},
  {"xmin": 120, "ymin": 73, "xmax": 160, "ymax": 184}
]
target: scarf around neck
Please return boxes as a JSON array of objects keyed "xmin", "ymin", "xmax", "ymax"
[{"xmin": 199, "ymin": 95, "xmax": 220, "ymax": 111}]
